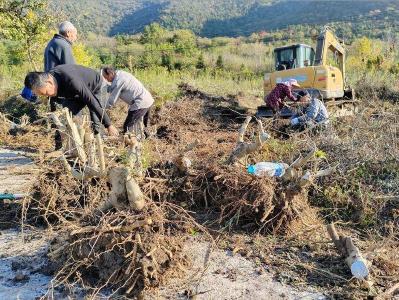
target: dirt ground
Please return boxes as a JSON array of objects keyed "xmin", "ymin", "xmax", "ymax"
[
  {"xmin": 1, "ymin": 86, "xmax": 398, "ymax": 299},
  {"xmin": 147, "ymin": 239, "xmax": 325, "ymax": 300},
  {"xmin": 0, "ymin": 148, "xmax": 325, "ymax": 300}
]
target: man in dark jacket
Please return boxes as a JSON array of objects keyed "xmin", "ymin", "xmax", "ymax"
[
  {"xmin": 44, "ymin": 21, "xmax": 77, "ymax": 72},
  {"xmin": 24, "ymin": 65, "xmax": 119, "ymax": 137},
  {"xmin": 44, "ymin": 21, "xmax": 77, "ymax": 149}
]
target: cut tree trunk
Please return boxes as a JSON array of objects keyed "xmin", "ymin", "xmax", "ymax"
[
  {"xmin": 327, "ymin": 223, "xmax": 370, "ymax": 280},
  {"xmin": 173, "ymin": 140, "xmax": 198, "ymax": 172},
  {"xmin": 103, "ymin": 166, "xmax": 145, "ymax": 211}
]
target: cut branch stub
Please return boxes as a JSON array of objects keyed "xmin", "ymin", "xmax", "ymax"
[
  {"xmin": 174, "ymin": 139, "xmax": 199, "ymax": 172},
  {"xmin": 327, "ymin": 223, "xmax": 370, "ymax": 280},
  {"xmin": 102, "ymin": 167, "xmax": 146, "ymax": 211},
  {"xmin": 283, "ymin": 148, "xmax": 317, "ymax": 181},
  {"xmin": 124, "ymin": 133, "xmax": 143, "ymax": 176},
  {"xmin": 126, "ymin": 175, "xmax": 145, "ymax": 211},
  {"xmin": 95, "ymin": 133, "xmax": 106, "ymax": 176},
  {"xmin": 227, "ymin": 116, "xmax": 270, "ymax": 164},
  {"xmin": 63, "ymin": 109, "xmax": 87, "ymax": 163}
]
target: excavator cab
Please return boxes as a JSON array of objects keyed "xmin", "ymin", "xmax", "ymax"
[{"xmin": 274, "ymin": 44, "xmax": 315, "ymax": 71}]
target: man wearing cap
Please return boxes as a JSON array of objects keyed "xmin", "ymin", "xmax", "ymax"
[
  {"xmin": 290, "ymin": 90, "xmax": 329, "ymax": 129},
  {"xmin": 265, "ymin": 79, "xmax": 302, "ymax": 112},
  {"xmin": 43, "ymin": 21, "xmax": 78, "ymax": 149},
  {"xmin": 24, "ymin": 65, "xmax": 119, "ymax": 137}
]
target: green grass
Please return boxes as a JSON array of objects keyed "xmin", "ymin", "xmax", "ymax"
[{"xmin": 132, "ymin": 66, "xmax": 264, "ymax": 107}]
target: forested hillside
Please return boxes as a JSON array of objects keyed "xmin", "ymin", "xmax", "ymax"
[{"xmin": 52, "ymin": 0, "xmax": 399, "ymax": 39}]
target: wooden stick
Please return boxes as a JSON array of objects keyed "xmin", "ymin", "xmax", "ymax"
[
  {"xmin": 48, "ymin": 113, "xmax": 66, "ymax": 131},
  {"xmin": 95, "ymin": 133, "xmax": 106, "ymax": 175},
  {"xmin": 327, "ymin": 223, "xmax": 370, "ymax": 280},
  {"xmin": 290, "ymin": 148, "xmax": 316, "ymax": 169},
  {"xmin": 327, "ymin": 223, "xmax": 346, "ymax": 255},
  {"xmin": 64, "ymin": 109, "xmax": 87, "ymax": 163},
  {"xmin": 227, "ymin": 116, "xmax": 270, "ymax": 164},
  {"xmin": 314, "ymin": 165, "xmax": 337, "ymax": 178},
  {"xmin": 283, "ymin": 148, "xmax": 317, "ymax": 181},
  {"xmin": 376, "ymin": 282, "xmax": 399, "ymax": 300},
  {"xmin": 238, "ymin": 116, "xmax": 252, "ymax": 143},
  {"xmin": 84, "ymin": 132, "xmax": 97, "ymax": 169},
  {"xmin": 126, "ymin": 175, "xmax": 145, "ymax": 211}
]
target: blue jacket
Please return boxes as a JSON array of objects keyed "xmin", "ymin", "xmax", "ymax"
[
  {"xmin": 297, "ymin": 98, "xmax": 329, "ymax": 124},
  {"xmin": 44, "ymin": 34, "xmax": 75, "ymax": 72}
]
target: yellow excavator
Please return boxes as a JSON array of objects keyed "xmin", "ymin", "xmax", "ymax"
[{"xmin": 257, "ymin": 27, "xmax": 357, "ymax": 118}]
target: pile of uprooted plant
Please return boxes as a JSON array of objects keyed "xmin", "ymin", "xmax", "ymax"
[{"xmin": 3, "ymin": 83, "xmax": 398, "ymax": 299}]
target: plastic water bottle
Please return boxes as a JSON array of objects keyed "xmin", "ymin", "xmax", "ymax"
[
  {"xmin": 350, "ymin": 258, "xmax": 369, "ymax": 280},
  {"xmin": 247, "ymin": 162, "xmax": 288, "ymax": 178}
]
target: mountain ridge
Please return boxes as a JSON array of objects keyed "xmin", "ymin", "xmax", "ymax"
[{"xmin": 51, "ymin": 0, "xmax": 399, "ymax": 38}]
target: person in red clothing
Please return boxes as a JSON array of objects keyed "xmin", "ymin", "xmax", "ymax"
[{"xmin": 265, "ymin": 79, "xmax": 302, "ymax": 112}]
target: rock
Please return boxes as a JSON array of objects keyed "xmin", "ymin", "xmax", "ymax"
[{"xmin": 14, "ymin": 271, "xmax": 29, "ymax": 282}]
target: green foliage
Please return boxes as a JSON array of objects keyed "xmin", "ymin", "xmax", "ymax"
[
  {"xmin": 140, "ymin": 23, "xmax": 168, "ymax": 45},
  {"xmin": 0, "ymin": 0, "xmax": 55, "ymax": 70},
  {"xmin": 216, "ymin": 55, "xmax": 224, "ymax": 69},
  {"xmin": 51, "ymin": 0, "xmax": 399, "ymax": 40},
  {"xmin": 196, "ymin": 53, "xmax": 206, "ymax": 70},
  {"xmin": 170, "ymin": 30, "xmax": 197, "ymax": 55},
  {"xmin": 0, "ymin": 43, "xmax": 9, "ymax": 65},
  {"xmin": 72, "ymin": 43, "xmax": 101, "ymax": 68}
]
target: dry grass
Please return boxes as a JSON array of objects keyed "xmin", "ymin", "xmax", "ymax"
[{"xmin": 1, "ymin": 83, "xmax": 398, "ymax": 298}]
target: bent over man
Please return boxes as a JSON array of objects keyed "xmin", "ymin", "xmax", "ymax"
[
  {"xmin": 102, "ymin": 67, "xmax": 154, "ymax": 134},
  {"xmin": 24, "ymin": 64, "xmax": 119, "ymax": 137},
  {"xmin": 265, "ymin": 79, "xmax": 301, "ymax": 112}
]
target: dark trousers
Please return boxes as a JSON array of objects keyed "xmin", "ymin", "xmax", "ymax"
[
  {"xmin": 60, "ymin": 96, "xmax": 103, "ymax": 134},
  {"xmin": 123, "ymin": 107, "xmax": 151, "ymax": 133}
]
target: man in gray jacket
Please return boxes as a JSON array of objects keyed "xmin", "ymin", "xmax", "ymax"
[
  {"xmin": 102, "ymin": 67, "xmax": 154, "ymax": 135},
  {"xmin": 290, "ymin": 90, "xmax": 329, "ymax": 129},
  {"xmin": 44, "ymin": 21, "xmax": 77, "ymax": 149}
]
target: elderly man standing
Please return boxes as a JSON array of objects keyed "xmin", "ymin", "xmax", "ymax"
[
  {"xmin": 44, "ymin": 21, "xmax": 77, "ymax": 71},
  {"xmin": 44, "ymin": 21, "xmax": 78, "ymax": 149},
  {"xmin": 102, "ymin": 66, "xmax": 154, "ymax": 136}
]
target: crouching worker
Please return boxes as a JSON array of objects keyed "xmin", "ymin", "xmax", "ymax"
[
  {"xmin": 265, "ymin": 79, "xmax": 301, "ymax": 113},
  {"xmin": 102, "ymin": 66, "xmax": 154, "ymax": 137},
  {"xmin": 24, "ymin": 64, "xmax": 119, "ymax": 138},
  {"xmin": 290, "ymin": 90, "xmax": 329, "ymax": 130}
]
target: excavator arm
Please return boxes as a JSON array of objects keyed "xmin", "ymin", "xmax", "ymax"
[{"xmin": 314, "ymin": 28, "xmax": 346, "ymax": 85}]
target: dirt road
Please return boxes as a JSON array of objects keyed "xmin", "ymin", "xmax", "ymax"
[{"xmin": 0, "ymin": 148, "xmax": 53, "ymax": 299}]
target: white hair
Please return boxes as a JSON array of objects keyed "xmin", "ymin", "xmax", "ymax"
[{"xmin": 58, "ymin": 21, "xmax": 76, "ymax": 35}]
